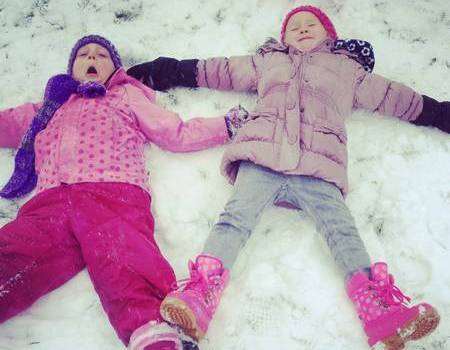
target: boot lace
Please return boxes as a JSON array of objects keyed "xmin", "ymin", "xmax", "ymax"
[
  {"xmin": 171, "ymin": 261, "xmax": 205, "ymax": 292},
  {"xmin": 172, "ymin": 262, "xmax": 221, "ymax": 295},
  {"xmin": 372, "ymin": 274, "xmax": 411, "ymax": 307}
]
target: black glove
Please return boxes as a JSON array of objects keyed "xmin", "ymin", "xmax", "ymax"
[
  {"xmin": 127, "ymin": 57, "xmax": 199, "ymax": 91},
  {"xmin": 412, "ymin": 95, "xmax": 449, "ymax": 134}
]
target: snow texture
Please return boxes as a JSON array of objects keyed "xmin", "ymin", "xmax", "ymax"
[{"xmin": 0, "ymin": 0, "xmax": 449, "ymax": 349}]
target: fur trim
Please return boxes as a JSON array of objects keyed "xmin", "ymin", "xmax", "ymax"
[{"xmin": 257, "ymin": 37, "xmax": 288, "ymax": 55}]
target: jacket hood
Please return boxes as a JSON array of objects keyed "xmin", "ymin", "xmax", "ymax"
[{"xmin": 107, "ymin": 67, "xmax": 156, "ymax": 102}]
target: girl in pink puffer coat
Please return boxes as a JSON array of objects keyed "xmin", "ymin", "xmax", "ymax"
[
  {"xmin": 128, "ymin": 5, "xmax": 448, "ymax": 349},
  {"xmin": 0, "ymin": 34, "xmax": 242, "ymax": 350}
]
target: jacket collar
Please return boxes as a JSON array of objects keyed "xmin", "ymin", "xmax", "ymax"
[
  {"xmin": 105, "ymin": 67, "xmax": 129, "ymax": 88},
  {"xmin": 288, "ymin": 38, "xmax": 334, "ymax": 56},
  {"xmin": 106, "ymin": 67, "xmax": 156, "ymax": 102}
]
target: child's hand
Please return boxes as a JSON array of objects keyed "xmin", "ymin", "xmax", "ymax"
[
  {"xmin": 412, "ymin": 96, "xmax": 449, "ymax": 134},
  {"xmin": 224, "ymin": 105, "xmax": 250, "ymax": 139},
  {"xmin": 44, "ymin": 74, "xmax": 80, "ymax": 105},
  {"xmin": 127, "ymin": 61, "xmax": 157, "ymax": 87},
  {"xmin": 127, "ymin": 57, "xmax": 199, "ymax": 91}
]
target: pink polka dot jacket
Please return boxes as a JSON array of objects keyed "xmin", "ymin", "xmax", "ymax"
[{"xmin": 0, "ymin": 68, "xmax": 229, "ymax": 195}]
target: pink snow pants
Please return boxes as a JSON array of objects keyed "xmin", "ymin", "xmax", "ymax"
[{"xmin": 0, "ymin": 182, "xmax": 176, "ymax": 345}]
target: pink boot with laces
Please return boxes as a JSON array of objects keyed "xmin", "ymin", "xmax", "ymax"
[
  {"xmin": 160, "ymin": 254, "xmax": 230, "ymax": 340},
  {"xmin": 346, "ymin": 262, "xmax": 440, "ymax": 349}
]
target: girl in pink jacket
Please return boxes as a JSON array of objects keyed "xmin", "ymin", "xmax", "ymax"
[
  {"xmin": 128, "ymin": 6, "xmax": 448, "ymax": 350},
  {"xmin": 0, "ymin": 34, "xmax": 242, "ymax": 350}
]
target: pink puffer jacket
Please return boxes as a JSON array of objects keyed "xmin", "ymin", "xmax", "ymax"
[
  {"xmin": 0, "ymin": 68, "xmax": 229, "ymax": 194},
  {"xmin": 197, "ymin": 39, "xmax": 423, "ymax": 195}
]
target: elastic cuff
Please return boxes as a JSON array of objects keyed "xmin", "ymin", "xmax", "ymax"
[
  {"xmin": 345, "ymin": 266, "xmax": 371, "ymax": 282},
  {"xmin": 224, "ymin": 116, "xmax": 234, "ymax": 139},
  {"xmin": 411, "ymin": 95, "xmax": 437, "ymax": 126}
]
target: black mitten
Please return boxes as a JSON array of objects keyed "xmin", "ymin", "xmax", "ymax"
[
  {"xmin": 127, "ymin": 57, "xmax": 199, "ymax": 91},
  {"xmin": 412, "ymin": 95, "xmax": 449, "ymax": 134}
]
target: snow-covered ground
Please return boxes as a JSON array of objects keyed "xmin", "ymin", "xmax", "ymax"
[{"xmin": 0, "ymin": 0, "xmax": 449, "ymax": 349}]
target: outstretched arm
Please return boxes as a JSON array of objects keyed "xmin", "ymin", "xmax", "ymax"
[
  {"xmin": 411, "ymin": 96, "xmax": 449, "ymax": 133},
  {"xmin": 353, "ymin": 65, "xmax": 423, "ymax": 122},
  {"xmin": 353, "ymin": 65, "xmax": 448, "ymax": 133},
  {"xmin": 127, "ymin": 55, "xmax": 258, "ymax": 93},
  {"xmin": 0, "ymin": 102, "xmax": 43, "ymax": 148},
  {"xmin": 127, "ymin": 85, "xmax": 230, "ymax": 152},
  {"xmin": 196, "ymin": 55, "xmax": 258, "ymax": 92}
]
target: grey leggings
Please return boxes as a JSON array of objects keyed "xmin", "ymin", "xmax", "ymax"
[{"xmin": 203, "ymin": 161, "xmax": 371, "ymax": 276}]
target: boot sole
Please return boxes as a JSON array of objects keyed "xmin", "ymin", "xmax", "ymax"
[
  {"xmin": 374, "ymin": 305, "xmax": 440, "ymax": 350},
  {"xmin": 160, "ymin": 297, "xmax": 205, "ymax": 341}
]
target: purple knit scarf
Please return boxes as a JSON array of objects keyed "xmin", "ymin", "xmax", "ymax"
[
  {"xmin": 1, "ymin": 34, "xmax": 121, "ymax": 199},
  {"xmin": 0, "ymin": 79, "xmax": 106, "ymax": 199}
]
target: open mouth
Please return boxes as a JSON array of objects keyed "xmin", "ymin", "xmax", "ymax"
[{"xmin": 86, "ymin": 66, "xmax": 98, "ymax": 75}]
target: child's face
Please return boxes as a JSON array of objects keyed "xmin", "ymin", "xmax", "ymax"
[
  {"xmin": 284, "ymin": 11, "xmax": 328, "ymax": 52},
  {"xmin": 72, "ymin": 43, "xmax": 115, "ymax": 84}
]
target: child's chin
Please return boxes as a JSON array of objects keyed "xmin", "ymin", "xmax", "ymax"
[
  {"xmin": 83, "ymin": 77, "xmax": 101, "ymax": 83},
  {"xmin": 297, "ymin": 43, "xmax": 316, "ymax": 52}
]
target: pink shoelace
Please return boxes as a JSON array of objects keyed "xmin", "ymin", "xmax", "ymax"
[
  {"xmin": 372, "ymin": 274, "xmax": 411, "ymax": 307},
  {"xmin": 171, "ymin": 261, "xmax": 206, "ymax": 291},
  {"xmin": 171, "ymin": 261, "xmax": 223, "ymax": 307}
]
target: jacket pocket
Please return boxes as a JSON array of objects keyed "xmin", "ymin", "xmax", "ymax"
[
  {"xmin": 311, "ymin": 120, "xmax": 347, "ymax": 165},
  {"xmin": 313, "ymin": 119, "xmax": 347, "ymax": 144},
  {"xmin": 235, "ymin": 112, "xmax": 277, "ymax": 143},
  {"xmin": 250, "ymin": 106, "xmax": 279, "ymax": 120}
]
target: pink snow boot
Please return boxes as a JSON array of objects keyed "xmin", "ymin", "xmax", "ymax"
[
  {"xmin": 160, "ymin": 254, "xmax": 230, "ymax": 340},
  {"xmin": 346, "ymin": 262, "xmax": 440, "ymax": 349}
]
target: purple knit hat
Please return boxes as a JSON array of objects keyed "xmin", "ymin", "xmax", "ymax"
[
  {"xmin": 280, "ymin": 5, "xmax": 338, "ymax": 44},
  {"xmin": 67, "ymin": 34, "xmax": 122, "ymax": 75}
]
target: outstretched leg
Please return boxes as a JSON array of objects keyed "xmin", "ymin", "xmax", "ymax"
[
  {"xmin": 0, "ymin": 187, "xmax": 84, "ymax": 324},
  {"xmin": 162, "ymin": 161, "xmax": 286, "ymax": 340},
  {"xmin": 68, "ymin": 183, "xmax": 177, "ymax": 346}
]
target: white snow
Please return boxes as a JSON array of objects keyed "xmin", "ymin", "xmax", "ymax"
[{"xmin": 0, "ymin": 0, "xmax": 449, "ymax": 349}]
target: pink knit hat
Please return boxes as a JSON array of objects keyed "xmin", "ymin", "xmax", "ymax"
[{"xmin": 280, "ymin": 5, "xmax": 338, "ymax": 44}]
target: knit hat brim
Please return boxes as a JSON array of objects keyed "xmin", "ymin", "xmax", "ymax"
[
  {"xmin": 67, "ymin": 34, "xmax": 122, "ymax": 75},
  {"xmin": 280, "ymin": 5, "xmax": 338, "ymax": 44}
]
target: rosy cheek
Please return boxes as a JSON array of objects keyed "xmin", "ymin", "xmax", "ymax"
[{"xmin": 73, "ymin": 65, "xmax": 83, "ymax": 78}]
